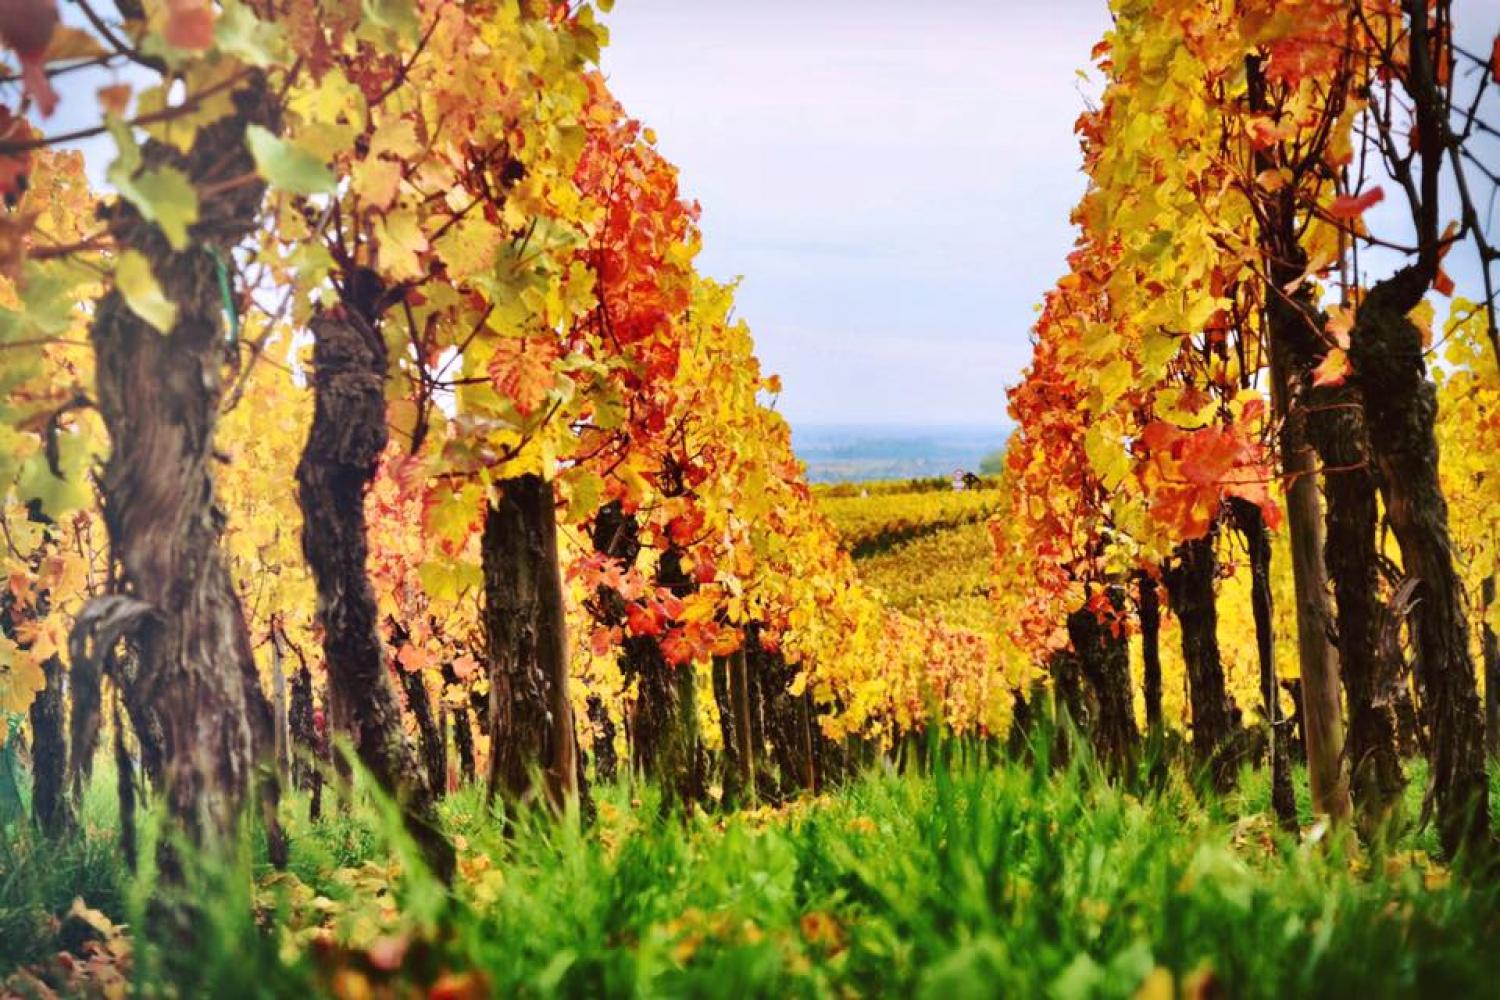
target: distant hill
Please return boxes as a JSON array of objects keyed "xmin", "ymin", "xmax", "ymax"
[{"xmin": 791, "ymin": 423, "xmax": 1011, "ymax": 484}]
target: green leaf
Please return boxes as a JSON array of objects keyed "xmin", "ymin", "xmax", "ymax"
[
  {"xmin": 360, "ymin": 0, "xmax": 422, "ymax": 41},
  {"xmin": 115, "ymin": 251, "xmax": 178, "ymax": 333},
  {"xmin": 106, "ymin": 119, "xmax": 199, "ymax": 250},
  {"xmin": 1096, "ymin": 358, "xmax": 1134, "ymax": 410},
  {"xmin": 245, "ymin": 125, "xmax": 336, "ymax": 196},
  {"xmin": 4, "ymin": 260, "xmax": 92, "ymax": 342},
  {"xmin": 564, "ymin": 469, "xmax": 603, "ymax": 523},
  {"xmin": 17, "ymin": 440, "xmax": 91, "ymax": 519},
  {"xmin": 216, "ymin": 0, "xmax": 283, "ymax": 66}
]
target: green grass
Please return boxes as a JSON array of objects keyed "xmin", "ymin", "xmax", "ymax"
[
  {"xmin": 4, "ymin": 746, "xmax": 1500, "ymax": 997},
  {"xmin": 0, "ymin": 762, "xmax": 124, "ymax": 968}
]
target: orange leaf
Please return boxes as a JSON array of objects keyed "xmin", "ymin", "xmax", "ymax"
[
  {"xmin": 1139, "ymin": 420, "xmax": 1177, "ymax": 454},
  {"xmin": 691, "ymin": 554, "xmax": 717, "ymax": 585},
  {"xmin": 666, "ymin": 510, "xmax": 703, "ymax": 545},
  {"xmin": 450, "ymin": 653, "xmax": 480, "ymax": 681},
  {"xmin": 1178, "ymin": 430, "xmax": 1240, "ymax": 486},
  {"xmin": 165, "ymin": 0, "xmax": 215, "ymax": 51},
  {"xmin": 709, "ymin": 628, "xmax": 741, "ymax": 657},
  {"xmin": 626, "ymin": 602, "xmax": 664, "ymax": 638},
  {"xmin": 1327, "ymin": 187, "xmax": 1384, "ymax": 219},
  {"xmin": 589, "ymin": 626, "xmax": 619, "ymax": 657},
  {"xmin": 487, "ymin": 337, "xmax": 559, "ymax": 417},
  {"xmin": 97, "ymin": 84, "xmax": 132, "ymax": 117},
  {"xmin": 397, "ymin": 643, "xmax": 431, "ymax": 673},
  {"xmin": 0, "ymin": 211, "xmax": 37, "ymax": 280},
  {"xmin": 0, "ymin": 110, "xmax": 35, "ymax": 198},
  {"xmin": 660, "ymin": 629, "xmax": 692, "ymax": 666}
]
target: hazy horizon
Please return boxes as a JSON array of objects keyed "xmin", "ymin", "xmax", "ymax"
[{"xmin": 790, "ymin": 420, "xmax": 1010, "ymax": 483}]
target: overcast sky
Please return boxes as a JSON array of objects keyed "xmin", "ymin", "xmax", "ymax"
[{"xmin": 598, "ymin": 1, "xmax": 1111, "ymax": 428}]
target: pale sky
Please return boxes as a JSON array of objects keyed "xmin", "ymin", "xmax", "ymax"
[
  {"xmin": 598, "ymin": 1, "xmax": 1112, "ymax": 428},
  {"xmin": 45, "ymin": 2, "xmax": 1492, "ymax": 430}
]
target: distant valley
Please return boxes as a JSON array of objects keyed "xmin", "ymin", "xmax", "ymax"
[{"xmin": 791, "ymin": 423, "xmax": 1010, "ymax": 484}]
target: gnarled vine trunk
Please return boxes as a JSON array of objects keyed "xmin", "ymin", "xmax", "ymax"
[
  {"xmin": 1228, "ymin": 498, "xmax": 1297, "ymax": 831},
  {"xmin": 711, "ymin": 643, "xmax": 757, "ymax": 806},
  {"xmin": 1006, "ymin": 685, "xmax": 1040, "ymax": 761},
  {"xmin": 1270, "ymin": 275, "xmax": 1385, "ymax": 831},
  {"xmin": 1162, "ymin": 530, "xmax": 1238, "ymax": 791},
  {"xmin": 483, "ymin": 474, "xmax": 579, "ymax": 812},
  {"xmin": 271, "ymin": 622, "xmax": 289, "ymax": 786},
  {"xmin": 1350, "ymin": 267, "xmax": 1490, "ymax": 856},
  {"xmin": 744, "ymin": 624, "xmax": 773, "ymax": 795},
  {"xmin": 637, "ymin": 546, "xmax": 704, "ymax": 804},
  {"xmin": 1066, "ymin": 590, "xmax": 1137, "ymax": 776},
  {"xmin": 586, "ymin": 694, "xmax": 618, "ymax": 785},
  {"xmin": 1313, "ymin": 388, "xmax": 1404, "ymax": 838},
  {"xmin": 590, "ymin": 502, "xmax": 703, "ymax": 807},
  {"xmin": 86, "ymin": 75, "xmax": 283, "ymax": 871},
  {"xmin": 1047, "ymin": 647, "xmax": 1091, "ymax": 768},
  {"xmin": 731, "ymin": 647, "xmax": 757, "ymax": 792},
  {"xmin": 758, "ymin": 641, "xmax": 817, "ymax": 796},
  {"xmin": 289, "ymin": 660, "xmax": 318, "ymax": 795},
  {"xmin": 1137, "ymin": 571, "xmax": 1163, "ymax": 736},
  {"xmin": 398, "ymin": 663, "xmax": 446, "ymax": 802},
  {"xmin": 113, "ymin": 700, "xmax": 137, "ymax": 869},
  {"xmin": 296, "ymin": 306, "xmax": 453, "ymax": 882},
  {"xmin": 440, "ymin": 661, "xmax": 477, "ymax": 787},
  {"xmin": 28, "ymin": 654, "xmax": 70, "ymax": 838}
]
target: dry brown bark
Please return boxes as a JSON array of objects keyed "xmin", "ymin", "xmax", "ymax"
[
  {"xmin": 1314, "ymin": 394, "xmax": 1404, "ymax": 838},
  {"xmin": 1048, "ymin": 646, "xmax": 1091, "ymax": 768},
  {"xmin": 1349, "ymin": 267, "xmax": 1490, "ymax": 856},
  {"xmin": 296, "ymin": 303, "xmax": 453, "ymax": 882},
  {"xmin": 397, "ymin": 656, "xmax": 446, "ymax": 802},
  {"xmin": 1066, "ymin": 590, "xmax": 1137, "ymax": 776},
  {"xmin": 1264, "ymin": 262, "xmax": 1385, "ymax": 831},
  {"xmin": 27, "ymin": 654, "xmax": 69, "ymax": 837},
  {"xmin": 590, "ymin": 502, "xmax": 704, "ymax": 807},
  {"xmin": 710, "ymin": 642, "xmax": 757, "ymax": 806},
  {"xmin": 1341, "ymin": 0, "xmax": 1488, "ymax": 857},
  {"xmin": 484, "ymin": 474, "xmax": 579, "ymax": 812},
  {"xmin": 1162, "ymin": 530, "xmax": 1239, "ymax": 791},
  {"xmin": 759, "ymin": 644, "xmax": 816, "ymax": 796},
  {"xmin": 85, "ymin": 75, "xmax": 284, "ymax": 870},
  {"xmin": 1137, "ymin": 571, "xmax": 1163, "ymax": 736},
  {"xmin": 439, "ymin": 661, "xmax": 478, "ymax": 788},
  {"xmin": 1228, "ymin": 498, "xmax": 1298, "ymax": 832}
]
